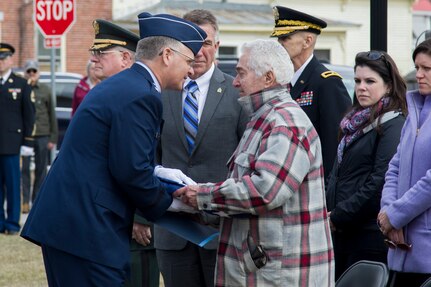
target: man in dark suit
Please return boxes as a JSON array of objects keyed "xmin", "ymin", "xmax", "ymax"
[
  {"xmin": 155, "ymin": 9, "xmax": 249, "ymax": 287},
  {"xmin": 21, "ymin": 13, "xmax": 207, "ymax": 286},
  {"xmin": 0, "ymin": 43, "xmax": 35, "ymax": 235},
  {"xmin": 271, "ymin": 6, "xmax": 351, "ymax": 181}
]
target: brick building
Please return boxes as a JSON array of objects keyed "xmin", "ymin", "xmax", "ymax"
[{"xmin": 0, "ymin": 0, "xmax": 113, "ymax": 75}]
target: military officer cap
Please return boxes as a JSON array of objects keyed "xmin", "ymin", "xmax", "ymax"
[
  {"xmin": 138, "ymin": 12, "xmax": 207, "ymax": 56},
  {"xmin": 0, "ymin": 43, "xmax": 15, "ymax": 59},
  {"xmin": 270, "ymin": 6, "xmax": 327, "ymax": 38},
  {"xmin": 90, "ymin": 19, "xmax": 140, "ymax": 51}
]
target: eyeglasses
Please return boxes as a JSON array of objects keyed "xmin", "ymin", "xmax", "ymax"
[
  {"xmin": 377, "ymin": 220, "xmax": 412, "ymax": 250},
  {"xmin": 356, "ymin": 50, "xmax": 391, "ymax": 72},
  {"xmin": 26, "ymin": 69, "xmax": 38, "ymax": 74},
  {"xmin": 89, "ymin": 50, "xmax": 123, "ymax": 57},
  {"xmin": 159, "ymin": 47, "xmax": 195, "ymax": 66},
  {"xmin": 384, "ymin": 239, "xmax": 412, "ymax": 251}
]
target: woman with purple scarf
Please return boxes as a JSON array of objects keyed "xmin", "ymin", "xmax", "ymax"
[
  {"xmin": 378, "ymin": 39, "xmax": 431, "ymax": 287},
  {"xmin": 326, "ymin": 50, "xmax": 407, "ymax": 280}
]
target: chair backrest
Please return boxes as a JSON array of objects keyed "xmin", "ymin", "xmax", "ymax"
[
  {"xmin": 420, "ymin": 277, "xmax": 431, "ymax": 287},
  {"xmin": 335, "ymin": 260, "xmax": 389, "ymax": 287}
]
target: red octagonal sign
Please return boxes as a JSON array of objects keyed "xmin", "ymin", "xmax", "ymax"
[{"xmin": 34, "ymin": 0, "xmax": 76, "ymax": 37}]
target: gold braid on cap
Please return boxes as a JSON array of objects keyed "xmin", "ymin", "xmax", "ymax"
[
  {"xmin": 0, "ymin": 48, "xmax": 11, "ymax": 52},
  {"xmin": 93, "ymin": 39, "xmax": 127, "ymax": 46},
  {"xmin": 90, "ymin": 39, "xmax": 127, "ymax": 51},
  {"xmin": 271, "ymin": 20, "xmax": 322, "ymax": 37}
]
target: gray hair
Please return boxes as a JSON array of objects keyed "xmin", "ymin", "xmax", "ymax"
[
  {"xmin": 241, "ymin": 39, "xmax": 294, "ymax": 85},
  {"xmin": 110, "ymin": 45, "xmax": 136, "ymax": 62},
  {"xmin": 183, "ymin": 9, "xmax": 219, "ymax": 41},
  {"xmin": 135, "ymin": 36, "xmax": 183, "ymax": 61}
]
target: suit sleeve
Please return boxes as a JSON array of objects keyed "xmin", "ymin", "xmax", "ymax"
[
  {"xmin": 108, "ymin": 92, "xmax": 172, "ymax": 221},
  {"xmin": 317, "ymin": 76, "xmax": 351, "ymax": 181}
]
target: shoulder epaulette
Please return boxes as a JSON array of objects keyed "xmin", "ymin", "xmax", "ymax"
[{"xmin": 321, "ymin": 71, "xmax": 343, "ymax": 79}]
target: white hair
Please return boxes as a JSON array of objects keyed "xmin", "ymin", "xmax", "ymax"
[{"xmin": 241, "ymin": 39, "xmax": 294, "ymax": 85}]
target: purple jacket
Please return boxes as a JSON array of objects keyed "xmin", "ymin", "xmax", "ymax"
[{"xmin": 381, "ymin": 90, "xmax": 431, "ymax": 273}]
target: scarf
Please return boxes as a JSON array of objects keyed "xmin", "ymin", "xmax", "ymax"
[{"xmin": 337, "ymin": 97, "xmax": 390, "ymax": 163}]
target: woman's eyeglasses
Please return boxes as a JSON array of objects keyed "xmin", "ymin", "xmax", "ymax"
[
  {"xmin": 377, "ymin": 220, "xmax": 412, "ymax": 250},
  {"xmin": 356, "ymin": 50, "xmax": 391, "ymax": 72},
  {"xmin": 384, "ymin": 239, "xmax": 412, "ymax": 251}
]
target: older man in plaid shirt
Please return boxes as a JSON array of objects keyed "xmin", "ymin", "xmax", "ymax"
[{"xmin": 175, "ymin": 39, "xmax": 334, "ymax": 287}]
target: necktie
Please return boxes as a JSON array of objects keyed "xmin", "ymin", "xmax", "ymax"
[
  {"xmin": 0, "ymin": 77, "xmax": 3, "ymax": 86},
  {"xmin": 183, "ymin": 81, "xmax": 199, "ymax": 154}
]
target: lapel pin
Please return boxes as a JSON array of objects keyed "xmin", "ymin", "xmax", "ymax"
[
  {"xmin": 300, "ymin": 80, "xmax": 304, "ymax": 84},
  {"xmin": 217, "ymin": 88, "xmax": 222, "ymax": 93}
]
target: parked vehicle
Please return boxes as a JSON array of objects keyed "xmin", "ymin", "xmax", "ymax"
[{"xmin": 38, "ymin": 72, "xmax": 82, "ymax": 151}]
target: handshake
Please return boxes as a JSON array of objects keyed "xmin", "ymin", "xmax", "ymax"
[{"xmin": 154, "ymin": 166, "xmax": 199, "ymax": 211}]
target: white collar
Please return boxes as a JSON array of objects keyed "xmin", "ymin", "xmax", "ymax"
[{"xmin": 291, "ymin": 54, "xmax": 313, "ymax": 87}]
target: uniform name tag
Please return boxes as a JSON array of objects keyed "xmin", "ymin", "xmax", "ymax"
[{"xmin": 296, "ymin": 91, "xmax": 313, "ymax": 106}]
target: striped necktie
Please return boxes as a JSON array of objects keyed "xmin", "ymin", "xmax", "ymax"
[{"xmin": 183, "ymin": 80, "xmax": 199, "ymax": 154}]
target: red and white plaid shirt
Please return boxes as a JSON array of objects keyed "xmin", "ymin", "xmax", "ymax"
[{"xmin": 197, "ymin": 86, "xmax": 334, "ymax": 287}]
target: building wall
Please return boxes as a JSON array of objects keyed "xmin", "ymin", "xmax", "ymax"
[
  {"xmin": 269, "ymin": 0, "xmax": 414, "ymax": 75},
  {"xmin": 0, "ymin": 0, "xmax": 111, "ymax": 75}
]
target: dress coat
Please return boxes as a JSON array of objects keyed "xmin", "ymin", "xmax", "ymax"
[
  {"xmin": 382, "ymin": 91, "xmax": 431, "ymax": 273},
  {"xmin": 290, "ymin": 56, "xmax": 351, "ymax": 180},
  {"xmin": 155, "ymin": 67, "xmax": 248, "ymax": 250},
  {"xmin": 21, "ymin": 63, "xmax": 173, "ymax": 270},
  {"xmin": 326, "ymin": 113, "xmax": 405, "ymax": 277},
  {"xmin": 0, "ymin": 72, "xmax": 34, "ymax": 154}
]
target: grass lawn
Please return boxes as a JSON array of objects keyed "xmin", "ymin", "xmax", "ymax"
[{"xmin": 0, "ymin": 233, "xmax": 47, "ymax": 287}]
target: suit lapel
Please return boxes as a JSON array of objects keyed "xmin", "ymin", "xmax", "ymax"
[
  {"xmin": 291, "ymin": 56, "xmax": 319, "ymax": 100},
  {"xmin": 167, "ymin": 89, "xmax": 189, "ymax": 151},
  {"xmin": 193, "ymin": 68, "xmax": 226, "ymax": 152}
]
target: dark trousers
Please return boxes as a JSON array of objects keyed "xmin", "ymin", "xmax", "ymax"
[
  {"xmin": 21, "ymin": 136, "xmax": 50, "ymax": 204},
  {"xmin": 388, "ymin": 271, "xmax": 431, "ymax": 287},
  {"xmin": 41, "ymin": 244, "xmax": 127, "ymax": 287},
  {"xmin": 125, "ymin": 241, "xmax": 159, "ymax": 287},
  {"xmin": 333, "ymin": 229, "xmax": 388, "ymax": 280},
  {"xmin": 157, "ymin": 242, "xmax": 216, "ymax": 287},
  {"xmin": 0, "ymin": 154, "xmax": 21, "ymax": 232}
]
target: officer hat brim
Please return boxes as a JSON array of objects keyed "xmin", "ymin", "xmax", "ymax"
[
  {"xmin": 0, "ymin": 43, "xmax": 15, "ymax": 59},
  {"xmin": 90, "ymin": 19, "xmax": 140, "ymax": 52},
  {"xmin": 270, "ymin": 6, "xmax": 327, "ymax": 38}
]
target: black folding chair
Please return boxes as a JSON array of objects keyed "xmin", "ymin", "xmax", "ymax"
[
  {"xmin": 420, "ymin": 277, "xmax": 431, "ymax": 287},
  {"xmin": 335, "ymin": 260, "xmax": 389, "ymax": 287}
]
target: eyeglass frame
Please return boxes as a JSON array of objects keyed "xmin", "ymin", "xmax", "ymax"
[
  {"xmin": 158, "ymin": 47, "xmax": 195, "ymax": 66},
  {"xmin": 376, "ymin": 219, "xmax": 412, "ymax": 250},
  {"xmin": 89, "ymin": 49, "xmax": 125, "ymax": 58},
  {"xmin": 355, "ymin": 50, "xmax": 392, "ymax": 73}
]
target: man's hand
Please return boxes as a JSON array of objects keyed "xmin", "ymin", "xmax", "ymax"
[
  {"xmin": 154, "ymin": 166, "xmax": 196, "ymax": 185},
  {"xmin": 20, "ymin": 145, "xmax": 34, "ymax": 157},
  {"xmin": 173, "ymin": 185, "xmax": 199, "ymax": 208},
  {"xmin": 132, "ymin": 223, "xmax": 152, "ymax": 246},
  {"xmin": 47, "ymin": 142, "xmax": 56, "ymax": 150}
]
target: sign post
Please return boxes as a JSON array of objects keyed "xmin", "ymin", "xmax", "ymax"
[
  {"xmin": 34, "ymin": 0, "xmax": 75, "ymax": 158},
  {"xmin": 34, "ymin": 0, "xmax": 76, "ymax": 125}
]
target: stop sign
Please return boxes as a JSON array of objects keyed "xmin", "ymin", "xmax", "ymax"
[{"xmin": 34, "ymin": 0, "xmax": 76, "ymax": 37}]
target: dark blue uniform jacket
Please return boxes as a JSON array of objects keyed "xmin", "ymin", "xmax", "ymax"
[{"xmin": 21, "ymin": 63, "xmax": 172, "ymax": 270}]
